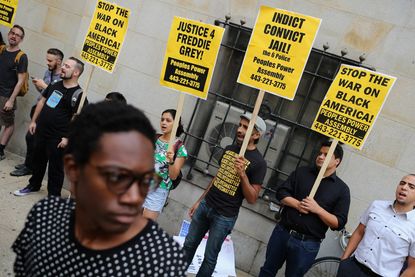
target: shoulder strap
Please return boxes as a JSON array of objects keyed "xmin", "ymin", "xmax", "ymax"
[
  {"xmin": 173, "ymin": 139, "xmax": 183, "ymax": 159},
  {"xmin": 71, "ymin": 88, "xmax": 83, "ymax": 108},
  {"xmin": 14, "ymin": 50, "xmax": 25, "ymax": 63},
  {"xmin": 0, "ymin": 45, "xmax": 6, "ymax": 54}
]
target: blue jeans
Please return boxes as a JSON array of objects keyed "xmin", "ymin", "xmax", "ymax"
[
  {"xmin": 259, "ymin": 225, "xmax": 321, "ymax": 277},
  {"xmin": 183, "ymin": 200, "xmax": 237, "ymax": 277}
]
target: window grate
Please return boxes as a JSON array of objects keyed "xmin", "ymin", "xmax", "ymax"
[{"xmin": 182, "ymin": 19, "xmax": 372, "ymax": 201}]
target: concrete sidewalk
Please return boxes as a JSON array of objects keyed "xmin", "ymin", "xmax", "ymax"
[
  {"xmin": 0, "ymin": 152, "xmax": 254, "ymax": 277},
  {"xmin": 0, "ymin": 152, "xmax": 71, "ymax": 276}
]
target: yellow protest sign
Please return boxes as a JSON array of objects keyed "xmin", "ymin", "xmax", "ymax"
[
  {"xmin": 238, "ymin": 6, "xmax": 321, "ymax": 100},
  {"xmin": 0, "ymin": 0, "xmax": 18, "ymax": 27},
  {"xmin": 80, "ymin": 0, "xmax": 129, "ymax": 73},
  {"xmin": 312, "ymin": 65, "xmax": 396, "ymax": 150},
  {"xmin": 160, "ymin": 17, "xmax": 224, "ymax": 99}
]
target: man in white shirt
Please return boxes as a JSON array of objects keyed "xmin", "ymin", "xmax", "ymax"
[{"xmin": 337, "ymin": 174, "xmax": 415, "ymax": 277}]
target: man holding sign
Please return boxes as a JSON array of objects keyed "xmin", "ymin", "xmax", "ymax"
[
  {"xmin": 259, "ymin": 141, "xmax": 350, "ymax": 277},
  {"xmin": 183, "ymin": 113, "xmax": 267, "ymax": 276}
]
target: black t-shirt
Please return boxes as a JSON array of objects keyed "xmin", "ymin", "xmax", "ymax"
[
  {"xmin": 277, "ymin": 166, "xmax": 350, "ymax": 239},
  {"xmin": 13, "ymin": 197, "xmax": 187, "ymax": 277},
  {"xmin": 0, "ymin": 48, "xmax": 28, "ymax": 97},
  {"xmin": 37, "ymin": 80, "xmax": 82, "ymax": 138},
  {"xmin": 205, "ymin": 144, "xmax": 267, "ymax": 217}
]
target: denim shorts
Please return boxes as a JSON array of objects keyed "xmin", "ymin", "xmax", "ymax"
[{"xmin": 143, "ymin": 187, "xmax": 169, "ymax": 212}]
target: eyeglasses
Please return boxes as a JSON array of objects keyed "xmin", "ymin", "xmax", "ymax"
[
  {"xmin": 9, "ymin": 31, "xmax": 23, "ymax": 38},
  {"xmin": 92, "ymin": 165, "xmax": 161, "ymax": 195}
]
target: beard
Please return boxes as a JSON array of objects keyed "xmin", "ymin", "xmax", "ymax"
[{"xmin": 61, "ymin": 73, "xmax": 72, "ymax": 80}]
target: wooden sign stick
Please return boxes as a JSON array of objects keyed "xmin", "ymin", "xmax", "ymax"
[
  {"xmin": 309, "ymin": 139, "xmax": 338, "ymax": 198},
  {"xmin": 239, "ymin": 89, "xmax": 265, "ymax": 157},
  {"xmin": 167, "ymin": 93, "xmax": 185, "ymax": 152},
  {"xmin": 76, "ymin": 66, "xmax": 95, "ymax": 115}
]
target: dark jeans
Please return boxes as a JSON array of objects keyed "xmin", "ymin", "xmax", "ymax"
[
  {"xmin": 23, "ymin": 105, "xmax": 36, "ymax": 169},
  {"xmin": 182, "ymin": 199, "xmax": 237, "ymax": 277},
  {"xmin": 28, "ymin": 135, "xmax": 64, "ymax": 196},
  {"xmin": 259, "ymin": 224, "xmax": 321, "ymax": 277},
  {"xmin": 24, "ymin": 131, "xmax": 35, "ymax": 169},
  {"xmin": 337, "ymin": 257, "xmax": 381, "ymax": 277}
]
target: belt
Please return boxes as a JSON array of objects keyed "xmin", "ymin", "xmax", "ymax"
[
  {"xmin": 352, "ymin": 256, "xmax": 381, "ymax": 277},
  {"xmin": 280, "ymin": 225, "xmax": 321, "ymax": 242}
]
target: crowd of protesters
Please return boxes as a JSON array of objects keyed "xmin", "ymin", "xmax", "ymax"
[{"xmin": 1, "ymin": 24, "xmax": 414, "ymax": 277}]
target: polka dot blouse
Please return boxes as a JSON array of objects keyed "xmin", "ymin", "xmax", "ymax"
[{"xmin": 12, "ymin": 197, "xmax": 187, "ymax": 276}]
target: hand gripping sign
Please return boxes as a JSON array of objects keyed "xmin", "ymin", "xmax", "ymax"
[
  {"xmin": 81, "ymin": 0, "xmax": 130, "ymax": 73},
  {"xmin": 0, "ymin": 0, "xmax": 18, "ymax": 27},
  {"xmin": 308, "ymin": 65, "xmax": 396, "ymax": 197},
  {"xmin": 237, "ymin": 6, "xmax": 321, "ymax": 156},
  {"xmin": 160, "ymin": 17, "xmax": 224, "ymax": 152}
]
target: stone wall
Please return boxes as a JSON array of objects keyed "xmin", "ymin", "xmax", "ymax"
[{"xmin": 2, "ymin": 0, "xmax": 415, "ymax": 275}]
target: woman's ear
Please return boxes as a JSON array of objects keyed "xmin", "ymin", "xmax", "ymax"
[{"xmin": 64, "ymin": 154, "xmax": 79, "ymax": 195}]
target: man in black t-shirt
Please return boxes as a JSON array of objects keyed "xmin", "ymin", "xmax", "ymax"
[
  {"xmin": 14, "ymin": 57, "xmax": 85, "ymax": 197},
  {"xmin": 13, "ymin": 102, "xmax": 187, "ymax": 276},
  {"xmin": 259, "ymin": 141, "xmax": 350, "ymax": 277},
  {"xmin": 183, "ymin": 113, "xmax": 267, "ymax": 276},
  {"xmin": 0, "ymin": 25, "xmax": 28, "ymax": 160},
  {"xmin": 10, "ymin": 48, "xmax": 64, "ymax": 177}
]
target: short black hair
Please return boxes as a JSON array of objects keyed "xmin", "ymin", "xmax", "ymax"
[
  {"xmin": 11, "ymin": 25, "xmax": 25, "ymax": 38},
  {"xmin": 66, "ymin": 101, "xmax": 156, "ymax": 166},
  {"xmin": 69, "ymin": 56, "xmax": 84, "ymax": 76},
  {"xmin": 105, "ymin": 92, "xmax": 127, "ymax": 104},
  {"xmin": 321, "ymin": 140, "xmax": 344, "ymax": 162},
  {"xmin": 162, "ymin": 109, "xmax": 184, "ymax": 137},
  {"xmin": 47, "ymin": 48, "xmax": 64, "ymax": 61}
]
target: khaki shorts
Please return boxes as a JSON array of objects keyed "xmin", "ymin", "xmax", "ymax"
[{"xmin": 0, "ymin": 96, "xmax": 17, "ymax": 127}]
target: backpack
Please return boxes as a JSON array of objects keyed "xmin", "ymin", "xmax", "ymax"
[
  {"xmin": 71, "ymin": 88, "xmax": 84, "ymax": 108},
  {"xmin": 70, "ymin": 88, "xmax": 88, "ymax": 120},
  {"xmin": 0, "ymin": 45, "xmax": 29, "ymax": 97},
  {"xmin": 156, "ymin": 134, "xmax": 184, "ymax": 190}
]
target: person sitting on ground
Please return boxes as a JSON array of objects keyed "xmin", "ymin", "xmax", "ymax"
[
  {"xmin": 12, "ymin": 101, "xmax": 187, "ymax": 276},
  {"xmin": 143, "ymin": 109, "xmax": 187, "ymax": 220}
]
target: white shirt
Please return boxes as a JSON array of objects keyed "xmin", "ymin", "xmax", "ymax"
[{"xmin": 354, "ymin": 200, "xmax": 415, "ymax": 277}]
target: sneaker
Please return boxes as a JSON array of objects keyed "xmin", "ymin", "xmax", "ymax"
[
  {"xmin": 10, "ymin": 167, "xmax": 32, "ymax": 177},
  {"xmin": 13, "ymin": 187, "xmax": 40, "ymax": 196},
  {"xmin": 0, "ymin": 153, "xmax": 4, "ymax": 161},
  {"xmin": 15, "ymin": 163, "xmax": 26, "ymax": 170}
]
